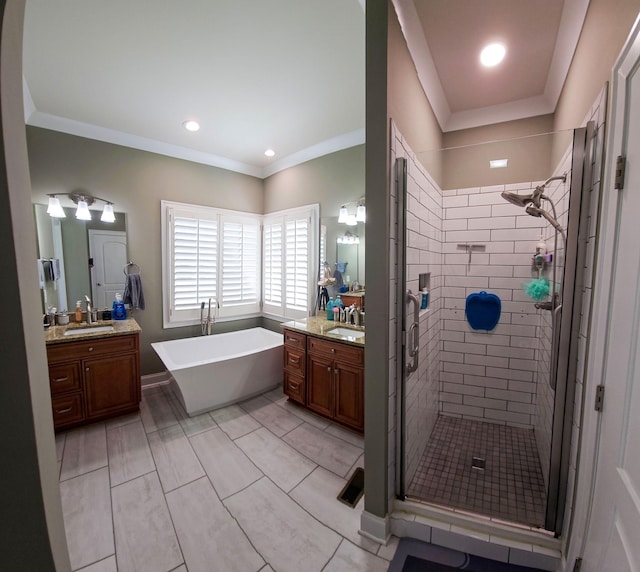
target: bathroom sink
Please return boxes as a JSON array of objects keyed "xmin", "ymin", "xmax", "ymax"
[
  {"xmin": 64, "ymin": 325, "xmax": 115, "ymax": 336},
  {"xmin": 326, "ymin": 327, "xmax": 365, "ymax": 340}
]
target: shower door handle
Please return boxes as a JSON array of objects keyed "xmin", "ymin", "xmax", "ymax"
[{"xmin": 406, "ymin": 290, "xmax": 420, "ymax": 374}]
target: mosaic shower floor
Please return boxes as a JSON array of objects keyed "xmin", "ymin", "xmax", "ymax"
[{"xmin": 407, "ymin": 416, "xmax": 547, "ymax": 527}]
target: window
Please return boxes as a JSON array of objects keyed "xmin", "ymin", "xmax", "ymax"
[
  {"xmin": 263, "ymin": 205, "xmax": 319, "ymax": 320},
  {"xmin": 162, "ymin": 201, "xmax": 261, "ymax": 327}
]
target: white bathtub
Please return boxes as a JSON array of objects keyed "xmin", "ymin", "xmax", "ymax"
[{"xmin": 151, "ymin": 327, "xmax": 283, "ymax": 416}]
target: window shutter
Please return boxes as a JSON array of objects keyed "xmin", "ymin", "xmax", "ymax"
[
  {"xmin": 222, "ymin": 220, "xmax": 259, "ymax": 307},
  {"xmin": 285, "ymin": 218, "xmax": 309, "ymax": 312},
  {"xmin": 172, "ymin": 216, "xmax": 217, "ymax": 311},
  {"xmin": 263, "ymin": 222, "xmax": 283, "ymax": 305}
]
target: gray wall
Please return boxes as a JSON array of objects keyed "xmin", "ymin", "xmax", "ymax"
[
  {"xmin": 28, "ymin": 126, "xmax": 264, "ymax": 375},
  {"xmin": 263, "ymin": 144, "xmax": 364, "ymax": 218}
]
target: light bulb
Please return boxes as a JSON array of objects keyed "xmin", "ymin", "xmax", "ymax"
[
  {"xmin": 101, "ymin": 203, "xmax": 116, "ymax": 223},
  {"xmin": 47, "ymin": 197, "xmax": 66, "ymax": 218},
  {"xmin": 75, "ymin": 200, "xmax": 91, "ymax": 220}
]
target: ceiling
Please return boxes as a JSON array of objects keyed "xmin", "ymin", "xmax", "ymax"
[{"xmin": 22, "ymin": 0, "xmax": 588, "ymax": 179}]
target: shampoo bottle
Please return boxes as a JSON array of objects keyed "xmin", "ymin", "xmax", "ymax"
[{"xmin": 112, "ymin": 293, "xmax": 127, "ymax": 320}]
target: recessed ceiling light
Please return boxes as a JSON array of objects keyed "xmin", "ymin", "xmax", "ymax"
[
  {"xmin": 264, "ymin": 149, "xmax": 275, "ymax": 157},
  {"xmin": 183, "ymin": 120, "xmax": 200, "ymax": 132},
  {"xmin": 489, "ymin": 159, "xmax": 509, "ymax": 169},
  {"xmin": 480, "ymin": 43, "xmax": 506, "ymax": 67}
]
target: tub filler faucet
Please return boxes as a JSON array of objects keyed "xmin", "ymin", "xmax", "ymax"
[{"xmin": 200, "ymin": 298, "xmax": 218, "ymax": 335}]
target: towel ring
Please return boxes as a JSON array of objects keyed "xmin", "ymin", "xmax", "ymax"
[{"xmin": 124, "ymin": 261, "xmax": 140, "ymax": 276}]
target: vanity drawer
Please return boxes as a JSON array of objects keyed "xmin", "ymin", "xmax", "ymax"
[
  {"xmin": 283, "ymin": 329, "xmax": 306, "ymax": 349},
  {"xmin": 284, "ymin": 346, "xmax": 306, "ymax": 376},
  {"xmin": 49, "ymin": 362, "xmax": 81, "ymax": 395},
  {"xmin": 47, "ymin": 334, "xmax": 138, "ymax": 362},
  {"xmin": 307, "ymin": 336, "xmax": 364, "ymax": 365},
  {"xmin": 283, "ymin": 371, "xmax": 305, "ymax": 405},
  {"xmin": 52, "ymin": 393, "xmax": 84, "ymax": 428}
]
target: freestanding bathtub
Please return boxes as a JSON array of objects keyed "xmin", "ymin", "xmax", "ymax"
[{"xmin": 151, "ymin": 327, "xmax": 283, "ymax": 416}]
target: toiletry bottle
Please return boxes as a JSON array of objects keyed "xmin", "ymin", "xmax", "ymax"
[
  {"xmin": 326, "ymin": 297, "xmax": 334, "ymax": 321},
  {"xmin": 421, "ymin": 288, "xmax": 429, "ymax": 310},
  {"xmin": 335, "ymin": 295, "xmax": 343, "ymax": 310},
  {"xmin": 75, "ymin": 301, "xmax": 83, "ymax": 322},
  {"xmin": 112, "ymin": 293, "xmax": 127, "ymax": 320}
]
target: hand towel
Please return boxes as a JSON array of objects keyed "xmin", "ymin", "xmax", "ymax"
[
  {"xmin": 123, "ymin": 273, "xmax": 145, "ymax": 310},
  {"xmin": 37, "ymin": 259, "xmax": 45, "ymax": 289}
]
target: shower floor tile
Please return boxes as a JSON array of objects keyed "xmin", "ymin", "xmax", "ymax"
[{"xmin": 406, "ymin": 416, "xmax": 546, "ymax": 527}]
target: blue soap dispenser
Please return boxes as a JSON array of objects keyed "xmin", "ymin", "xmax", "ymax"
[
  {"xmin": 112, "ymin": 293, "xmax": 127, "ymax": 320},
  {"xmin": 326, "ymin": 297, "xmax": 335, "ymax": 321}
]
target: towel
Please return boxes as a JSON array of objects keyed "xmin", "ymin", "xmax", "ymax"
[
  {"xmin": 37, "ymin": 259, "xmax": 45, "ymax": 289},
  {"xmin": 50, "ymin": 258, "xmax": 61, "ymax": 281},
  {"xmin": 336, "ymin": 261, "xmax": 348, "ymax": 273},
  {"xmin": 123, "ymin": 273, "xmax": 145, "ymax": 310}
]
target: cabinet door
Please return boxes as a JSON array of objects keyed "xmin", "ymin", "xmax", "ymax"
[
  {"xmin": 307, "ymin": 353, "xmax": 334, "ymax": 418},
  {"xmin": 84, "ymin": 353, "xmax": 139, "ymax": 419},
  {"xmin": 283, "ymin": 371, "xmax": 305, "ymax": 405},
  {"xmin": 334, "ymin": 361, "xmax": 364, "ymax": 432}
]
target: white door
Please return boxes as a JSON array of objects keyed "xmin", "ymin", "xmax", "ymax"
[
  {"xmin": 581, "ymin": 23, "xmax": 640, "ymax": 572},
  {"xmin": 88, "ymin": 230, "xmax": 127, "ymax": 310}
]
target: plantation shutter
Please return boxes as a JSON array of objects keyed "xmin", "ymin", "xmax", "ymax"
[
  {"xmin": 263, "ymin": 221, "xmax": 283, "ymax": 306},
  {"xmin": 285, "ymin": 217, "xmax": 309, "ymax": 312},
  {"xmin": 172, "ymin": 215, "xmax": 217, "ymax": 313},
  {"xmin": 221, "ymin": 219, "xmax": 260, "ymax": 310}
]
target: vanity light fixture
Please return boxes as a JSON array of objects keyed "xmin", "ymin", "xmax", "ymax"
[
  {"xmin": 46, "ymin": 192, "xmax": 117, "ymax": 223},
  {"xmin": 264, "ymin": 149, "xmax": 275, "ymax": 157},
  {"xmin": 183, "ymin": 120, "xmax": 200, "ymax": 132},
  {"xmin": 480, "ymin": 43, "xmax": 506, "ymax": 67},
  {"xmin": 489, "ymin": 158, "xmax": 509, "ymax": 169},
  {"xmin": 338, "ymin": 198, "xmax": 366, "ymax": 225},
  {"xmin": 337, "ymin": 231, "xmax": 360, "ymax": 245}
]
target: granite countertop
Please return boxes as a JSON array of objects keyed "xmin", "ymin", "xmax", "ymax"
[
  {"xmin": 337, "ymin": 291, "xmax": 365, "ymax": 298},
  {"xmin": 45, "ymin": 317, "xmax": 142, "ymax": 345},
  {"xmin": 281, "ymin": 315, "xmax": 365, "ymax": 346}
]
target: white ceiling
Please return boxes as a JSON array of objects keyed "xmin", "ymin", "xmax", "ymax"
[{"xmin": 22, "ymin": 0, "xmax": 588, "ymax": 178}]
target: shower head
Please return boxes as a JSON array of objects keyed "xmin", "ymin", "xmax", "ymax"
[
  {"xmin": 500, "ymin": 191, "xmax": 535, "ymax": 208},
  {"xmin": 500, "ymin": 173, "xmax": 567, "ymax": 209}
]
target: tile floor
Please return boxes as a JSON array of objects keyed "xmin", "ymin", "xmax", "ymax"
[
  {"xmin": 406, "ymin": 416, "xmax": 547, "ymax": 527},
  {"xmin": 56, "ymin": 383, "xmax": 396, "ymax": 572}
]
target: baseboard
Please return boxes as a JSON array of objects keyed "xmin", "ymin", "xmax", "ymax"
[
  {"xmin": 141, "ymin": 372, "xmax": 171, "ymax": 388},
  {"xmin": 359, "ymin": 510, "xmax": 390, "ymax": 545}
]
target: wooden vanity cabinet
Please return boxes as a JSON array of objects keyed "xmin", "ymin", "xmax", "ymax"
[
  {"xmin": 283, "ymin": 328, "xmax": 364, "ymax": 432},
  {"xmin": 47, "ymin": 333, "xmax": 141, "ymax": 431},
  {"xmin": 307, "ymin": 336, "xmax": 364, "ymax": 432},
  {"xmin": 283, "ymin": 329, "xmax": 307, "ymax": 404}
]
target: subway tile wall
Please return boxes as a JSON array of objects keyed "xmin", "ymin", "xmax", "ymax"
[{"xmin": 440, "ymin": 185, "xmax": 545, "ymax": 429}]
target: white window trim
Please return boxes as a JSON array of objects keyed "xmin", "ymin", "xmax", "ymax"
[
  {"xmin": 262, "ymin": 204, "xmax": 319, "ymax": 322},
  {"xmin": 161, "ymin": 201, "xmax": 318, "ymax": 328},
  {"xmin": 161, "ymin": 200, "xmax": 262, "ymax": 329}
]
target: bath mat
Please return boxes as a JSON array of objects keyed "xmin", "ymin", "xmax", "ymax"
[
  {"xmin": 465, "ymin": 291, "xmax": 501, "ymax": 331},
  {"xmin": 387, "ymin": 538, "xmax": 546, "ymax": 572}
]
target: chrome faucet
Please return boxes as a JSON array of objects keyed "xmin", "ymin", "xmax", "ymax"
[
  {"xmin": 200, "ymin": 298, "xmax": 219, "ymax": 335},
  {"xmin": 84, "ymin": 295, "xmax": 93, "ymax": 325}
]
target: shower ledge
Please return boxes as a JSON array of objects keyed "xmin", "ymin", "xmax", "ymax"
[{"xmin": 391, "ymin": 499, "xmax": 561, "ymax": 571}]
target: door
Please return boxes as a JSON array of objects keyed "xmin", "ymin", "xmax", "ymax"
[
  {"xmin": 334, "ymin": 360, "xmax": 364, "ymax": 431},
  {"xmin": 88, "ymin": 230, "xmax": 127, "ymax": 310},
  {"xmin": 307, "ymin": 353, "xmax": 334, "ymax": 418},
  {"xmin": 581, "ymin": 25, "xmax": 640, "ymax": 571}
]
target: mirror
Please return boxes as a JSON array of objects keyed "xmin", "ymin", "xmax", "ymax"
[
  {"xmin": 33, "ymin": 204, "xmax": 127, "ymax": 314},
  {"xmin": 320, "ymin": 216, "xmax": 365, "ymax": 297}
]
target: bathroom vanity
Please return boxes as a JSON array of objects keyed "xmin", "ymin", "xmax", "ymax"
[
  {"xmin": 45, "ymin": 318, "xmax": 142, "ymax": 431},
  {"xmin": 282, "ymin": 316, "xmax": 364, "ymax": 433}
]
